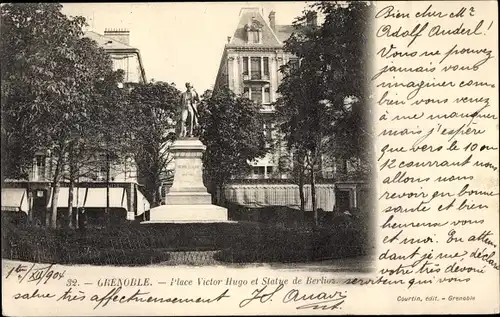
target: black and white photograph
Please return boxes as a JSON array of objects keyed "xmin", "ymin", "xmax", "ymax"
[{"xmin": 2, "ymin": 1, "xmax": 374, "ymax": 270}]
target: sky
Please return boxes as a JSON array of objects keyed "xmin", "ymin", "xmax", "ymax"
[{"xmin": 61, "ymin": 2, "xmax": 310, "ymax": 92}]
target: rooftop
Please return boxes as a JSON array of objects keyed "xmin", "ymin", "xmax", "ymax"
[
  {"xmin": 227, "ymin": 7, "xmax": 296, "ymax": 48},
  {"xmin": 84, "ymin": 30, "xmax": 147, "ymax": 83},
  {"xmin": 274, "ymin": 24, "xmax": 296, "ymax": 43},
  {"xmin": 84, "ymin": 30, "xmax": 137, "ymax": 51}
]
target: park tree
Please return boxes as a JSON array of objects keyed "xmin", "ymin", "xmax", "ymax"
[
  {"xmin": 0, "ymin": 3, "xmax": 86, "ymax": 183},
  {"xmin": 276, "ymin": 1, "xmax": 374, "ymax": 225},
  {"xmin": 126, "ymin": 81, "xmax": 180, "ymax": 207},
  {"xmin": 64, "ymin": 68, "xmax": 128, "ymax": 229},
  {"xmin": 198, "ymin": 87, "xmax": 267, "ymax": 204},
  {"xmin": 314, "ymin": 1, "xmax": 374, "ymax": 176},
  {"xmin": 45, "ymin": 35, "xmax": 126, "ymax": 229},
  {"xmin": 1, "ymin": 3, "xmax": 126, "ymax": 228},
  {"xmin": 277, "ymin": 56, "xmax": 328, "ymax": 219}
]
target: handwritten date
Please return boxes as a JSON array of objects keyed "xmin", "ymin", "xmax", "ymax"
[{"xmin": 5, "ymin": 263, "xmax": 66, "ymax": 285}]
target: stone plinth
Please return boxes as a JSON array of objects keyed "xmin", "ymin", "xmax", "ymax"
[{"xmin": 144, "ymin": 138, "xmax": 228, "ymax": 223}]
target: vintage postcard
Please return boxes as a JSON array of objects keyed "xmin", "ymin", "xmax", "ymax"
[{"xmin": 1, "ymin": 1, "xmax": 498, "ymax": 315}]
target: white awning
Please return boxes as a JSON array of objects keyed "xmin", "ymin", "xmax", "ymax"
[
  {"xmin": 136, "ymin": 188, "xmax": 150, "ymax": 216},
  {"xmin": 47, "ymin": 187, "xmax": 127, "ymax": 210},
  {"xmin": 83, "ymin": 188, "xmax": 127, "ymax": 209},
  {"xmin": 223, "ymin": 184, "xmax": 336, "ymax": 212},
  {"xmin": 1, "ymin": 188, "xmax": 29, "ymax": 214},
  {"xmin": 47, "ymin": 188, "xmax": 87, "ymax": 207}
]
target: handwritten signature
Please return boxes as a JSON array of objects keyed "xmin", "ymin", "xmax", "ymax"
[
  {"xmin": 239, "ymin": 285, "xmax": 346, "ymax": 310},
  {"xmin": 5, "ymin": 263, "xmax": 66, "ymax": 285},
  {"xmin": 283, "ymin": 289, "xmax": 347, "ymax": 310},
  {"xmin": 239, "ymin": 284, "xmax": 284, "ymax": 308}
]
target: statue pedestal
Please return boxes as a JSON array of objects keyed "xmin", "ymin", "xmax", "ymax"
[{"xmin": 143, "ymin": 138, "xmax": 228, "ymax": 223}]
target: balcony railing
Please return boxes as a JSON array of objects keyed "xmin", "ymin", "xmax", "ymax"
[
  {"xmin": 243, "ymin": 73, "xmax": 270, "ymax": 82},
  {"xmin": 249, "ymin": 174, "xmax": 267, "ymax": 180},
  {"xmin": 261, "ymin": 104, "xmax": 275, "ymax": 113}
]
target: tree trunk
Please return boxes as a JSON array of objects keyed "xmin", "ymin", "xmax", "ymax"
[
  {"xmin": 310, "ymin": 148, "xmax": 318, "ymax": 227},
  {"xmin": 298, "ymin": 165, "xmax": 305, "ymax": 212},
  {"xmin": 45, "ymin": 204, "xmax": 51, "ymax": 227},
  {"xmin": 68, "ymin": 179, "xmax": 74, "ymax": 229},
  {"xmin": 27, "ymin": 183, "xmax": 33, "ymax": 225},
  {"xmin": 49, "ymin": 155, "xmax": 63, "ymax": 229},
  {"xmin": 75, "ymin": 179, "xmax": 80, "ymax": 229},
  {"xmin": 310, "ymin": 165, "xmax": 317, "ymax": 227},
  {"xmin": 297, "ymin": 150, "xmax": 306, "ymax": 212},
  {"xmin": 106, "ymin": 150, "xmax": 110, "ymax": 227},
  {"xmin": 152, "ymin": 189, "xmax": 157, "ymax": 208},
  {"xmin": 67, "ymin": 146, "xmax": 75, "ymax": 229},
  {"xmin": 50, "ymin": 186, "xmax": 60, "ymax": 229},
  {"xmin": 216, "ymin": 183, "xmax": 224, "ymax": 206},
  {"xmin": 152, "ymin": 183, "xmax": 160, "ymax": 207}
]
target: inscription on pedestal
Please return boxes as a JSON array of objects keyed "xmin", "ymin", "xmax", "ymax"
[
  {"xmin": 171, "ymin": 157, "xmax": 205, "ymax": 192},
  {"xmin": 177, "ymin": 164, "xmax": 201, "ymax": 169},
  {"xmin": 177, "ymin": 164, "xmax": 201, "ymax": 178}
]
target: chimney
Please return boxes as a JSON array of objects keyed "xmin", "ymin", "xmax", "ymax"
[
  {"xmin": 103, "ymin": 28, "xmax": 130, "ymax": 45},
  {"xmin": 306, "ymin": 11, "xmax": 317, "ymax": 27},
  {"xmin": 227, "ymin": 36, "xmax": 231, "ymax": 43},
  {"xmin": 268, "ymin": 11, "xmax": 276, "ymax": 31}
]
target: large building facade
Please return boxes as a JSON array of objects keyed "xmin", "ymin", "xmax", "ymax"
[
  {"xmin": 213, "ymin": 8, "xmax": 370, "ymax": 212},
  {"xmin": 214, "ymin": 8, "xmax": 299, "ymax": 179},
  {"xmin": 2, "ymin": 29, "xmax": 151, "ymax": 224}
]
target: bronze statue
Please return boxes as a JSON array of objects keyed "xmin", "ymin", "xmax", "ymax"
[{"xmin": 179, "ymin": 82, "xmax": 200, "ymax": 138}]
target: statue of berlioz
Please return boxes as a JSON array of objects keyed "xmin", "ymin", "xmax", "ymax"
[{"xmin": 179, "ymin": 82, "xmax": 200, "ymax": 138}]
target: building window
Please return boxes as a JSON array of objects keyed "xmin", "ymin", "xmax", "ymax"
[
  {"xmin": 263, "ymin": 57, "xmax": 269, "ymax": 76},
  {"xmin": 289, "ymin": 57, "xmax": 299, "ymax": 71},
  {"xmin": 335, "ymin": 158, "xmax": 348, "ymax": 174},
  {"xmin": 96, "ymin": 153, "xmax": 108, "ymax": 181},
  {"xmin": 244, "ymin": 85, "xmax": 266, "ymax": 104},
  {"xmin": 245, "ymin": 18, "xmax": 263, "ymax": 44},
  {"xmin": 250, "ymin": 57, "xmax": 261, "ymax": 79},
  {"xmin": 263, "ymin": 123, "xmax": 273, "ymax": 147},
  {"xmin": 250, "ymin": 31, "xmax": 260, "ymax": 43},
  {"xmin": 243, "ymin": 57, "xmax": 249, "ymax": 75},
  {"xmin": 264, "ymin": 124, "xmax": 272, "ymax": 139},
  {"xmin": 263, "ymin": 87, "xmax": 271, "ymax": 104},
  {"xmin": 252, "ymin": 166, "xmax": 265, "ymax": 179},
  {"xmin": 98, "ymin": 166, "xmax": 107, "ymax": 181},
  {"xmin": 251, "ymin": 166, "xmax": 275, "ymax": 179},
  {"xmin": 267, "ymin": 166, "xmax": 273, "ymax": 176},
  {"xmin": 36, "ymin": 155, "xmax": 46, "ymax": 167},
  {"xmin": 251, "ymin": 89, "xmax": 262, "ymax": 103},
  {"xmin": 250, "ymin": 85, "xmax": 262, "ymax": 104},
  {"xmin": 35, "ymin": 155, "xmax": 46, "ymax": 180}
]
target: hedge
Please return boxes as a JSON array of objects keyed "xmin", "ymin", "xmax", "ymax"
[{"xmin": 2, "ymin": 209, "xmax": 372, "ymax": 266}]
